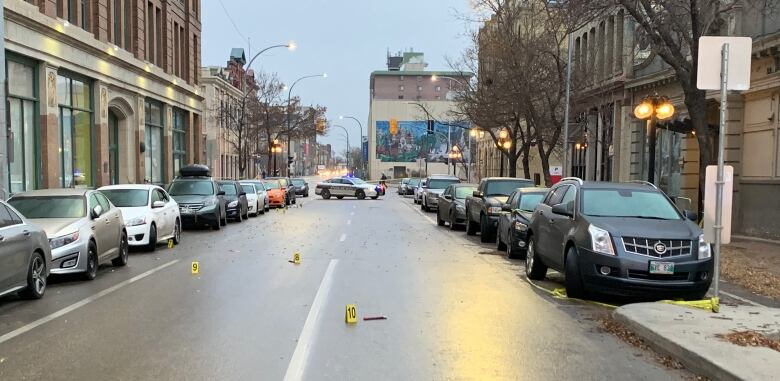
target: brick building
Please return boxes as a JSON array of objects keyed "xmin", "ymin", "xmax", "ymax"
[{"xmin": 3, "ymin": 0, "xmax": 203, "ymax": 193}]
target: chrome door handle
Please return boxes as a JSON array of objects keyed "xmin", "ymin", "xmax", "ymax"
[{"xmin": 23, "ymin": 230, "xmax": 31, "ymax": 236}]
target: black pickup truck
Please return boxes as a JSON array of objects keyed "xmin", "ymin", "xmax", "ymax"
[{"xmin": 465, "ymin": 177, "xmax": 535, "ymax": 243}]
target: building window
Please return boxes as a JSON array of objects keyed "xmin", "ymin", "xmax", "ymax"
[
  {"xmin": 6, "ymin": 58, "xmax": 38, "ymax": 193},
  {"xmin": 172, "ymin": 108, "xmax": 187, "ymax": 175},
  {"xmin": 398, "ymin": 95, "xmax": 404, "ymax": 99},
  {"xmin": 57, "ymin": 74, "xmax": 93, "ymax": 188},
  {"xmin": 146, "ymin": 2, "xmax": 154, "ymax": 63},
  {"xmin": 435, "ymin": 86, "xmax": 441, "ymax": 92},
  {"xmin": 399, "ymin": 85, "xmax": 404, "ymax": 91},
  {"xmin": 417, "ymin": 86, "xmax": 423, "ymax": 91},
  {"xmin": 144, "ymin": 99, "xmax": 165, "ymax": 184},
  {"xmin": 111, "ymin": 0, "xmax": 131, "ymax": 50},
  {"xmin": 399, "ymin": 76, "xmax": 404, "ymax": 81}
]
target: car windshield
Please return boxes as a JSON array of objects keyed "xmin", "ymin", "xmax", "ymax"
[
  {"xmin": 263, "ymin": 181, "xmax": 283, "ymax": 190},
  {"xmin": 291, "ymin": 179, "xmax": 305, "ymax": 186},
  {"xmin": 9, "ymin": 196, "xmax": 85, "ymax": 218},
  {"xmin": 454, "ymin": 186, "xmax": 476, "ymax": 199},
  {"xmin": 428, "ymin": 179, "xmax": 459, "ymax": 189},
  {"xmin": 100, "ymin": 189, "xmax": 149, "ymax": 207},
  {"xmin": 241, "ymin": 184, "xmax": 256, "ymax": 194},
  {"xmin": 485, "ymin": 180, "xmax": 534, "ymax": 196},
  {"xmin": 408, "ymin": 179, "xmax": 420, "ymax": 186},
  {"xmin": 169, "ymin": 180, "xmax": 214, "ymax": 196},
  {"xmin": 518, "ymin": 193, "xmax": 545, "ymax": 211},
  {"xmin": 220, "ymin": 183, "xmax": 238, "ymax": 195},
  {"xmin": 582, "ymin": 189, "xmax": 681, "ymax": 220}
]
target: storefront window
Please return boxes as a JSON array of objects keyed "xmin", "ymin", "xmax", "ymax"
[
  {"xmin": 145, "ymin": 99, "xmax": 165, "ymax": 184},
  {"xmin": 172, "ymin": 108, "xmax": 187, "ymax": 176},
  {"xmin": 58, "ymin": 74, "xmax": 93, "ymax": 188},
  {"xmin": 6, "ymin": 59, "xmax": 38, "ymax": 193}
]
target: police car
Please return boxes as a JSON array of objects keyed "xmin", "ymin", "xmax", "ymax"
[{"xmin": 315, "ymin": 177, "xmax": 382, "ymax": 200}]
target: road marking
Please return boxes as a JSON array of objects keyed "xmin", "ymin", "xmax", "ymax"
[
  {"xmin": 347, "ymin": 219, "xmax": 351, "ymax": 225},
  {"xmin": 0, "ymin": 259, "xmax": 179, "ymax": 345},
  {"xmin": 283, "ymin": 259, "xmax": 339, "ymax": 381},
  {"xmin": 721, "ymin": 290, "xmax": 766, "ymax": 307},
  {"xmin": 339, "ymin": 233, "xmax": 347, "ymax": 242}
]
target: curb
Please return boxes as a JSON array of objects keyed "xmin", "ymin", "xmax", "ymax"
[{"xmin": 612, "ymin": 309, "xmax": 744, "ymax": 381}]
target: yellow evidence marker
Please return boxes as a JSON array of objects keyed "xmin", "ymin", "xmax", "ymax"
[
  {"xmin": 168, "ymin": 239, "xmax": 174, "ymax": 249},
  {"xmin": 293, "ymin": 252, "xmax": 301, "ymax": 264},
  {"xmin": 345, "ymin": 304, "xmax": 358, "ymax": 324},
  {"xmin": 191, "ymin": 261, "xmax": 199, "ymax": 274}
]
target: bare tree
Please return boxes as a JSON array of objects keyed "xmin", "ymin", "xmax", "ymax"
[{"xmin": 214, "ymin": 77, "xmax": 260, "ymax": 179}]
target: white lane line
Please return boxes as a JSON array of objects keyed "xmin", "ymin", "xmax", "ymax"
[
  {"xmin": 339, "ymin": 233, "xmax": 347, "ymax": 242},
  {"xmin": 413, "ymin": 205, "xmax": 437, "ymax": 225},
  {"xmin": 347, "ymin": 220, "xmax": 351, "ymax": 225},
  {"xmin": 283, "ymin": 259, "xmax": 339, "ymax": 381},
  {"xmin": 0, "ymin": 259, "xmax": 179, "ymax": 345},
  {"xmin": 721, "ymin": 290, "xmax": 766, "ymax": 307}
]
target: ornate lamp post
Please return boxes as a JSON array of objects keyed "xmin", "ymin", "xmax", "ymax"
[
  {"xmin": 271, "ymin": 139, "xmax": 283, "ymax": 176},
  {"xmin": 497, "ymin": 129, "xmax": 512, "ymax": 177},
  {"xmin": 633, "ymin": 94, "xmax": 675, "ymax": 184},
  {"xmin": 448, "ymin": 145, "xmax": 463, "ymax": 177}
]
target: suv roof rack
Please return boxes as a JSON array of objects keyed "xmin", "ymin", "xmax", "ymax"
[
  {"xmin": 561, "ymin": 177, "xmax": 583, "ymax": 185},
  {"xmin": 628, "ymin": 180, "xmax": 658, "ymax": 189}
]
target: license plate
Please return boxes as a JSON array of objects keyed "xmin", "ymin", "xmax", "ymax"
[
  {"xmin": 649, "ymin": 261, "xmax": 675, "ymax": 274},
  {"xmin": 180, "ymin": 207, "xmax": 192, "ymax": 215}
]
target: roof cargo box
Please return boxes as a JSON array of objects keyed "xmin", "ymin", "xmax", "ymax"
[{"xmin": 179, "ymin": 164, "xmax": 211, "ymax": 177}]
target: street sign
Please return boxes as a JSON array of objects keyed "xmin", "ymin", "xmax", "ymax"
[
  {"xmin": 704, "ymin": 165, "xmax": 733, "ymax": 244},
  {"xmin": 345, "ymin": 304, "xmax": 357, "ymax": 324},
  {"xmin": 697, "ymin": 36, "xmax": 752, "ymax": 90}
]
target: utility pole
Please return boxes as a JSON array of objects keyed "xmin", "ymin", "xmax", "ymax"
[{"xmin": 0, "ymin": 0, "xmax": 8, "ymax": 199}]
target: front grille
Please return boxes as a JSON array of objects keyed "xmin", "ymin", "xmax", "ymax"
[
  {"xmin": 627, "ymin": 270, "xmax": 689, "ymax": 281},
  {"xmin": 622, "ymin": 237, "xmax": 692, "ymax": 258},
  {"xmin": 179, "ymin": 203, "xmax": 204, "ymax": 211}
]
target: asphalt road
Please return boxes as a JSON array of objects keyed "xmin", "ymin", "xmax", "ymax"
[{"xmin": 0, "ymin": 182, "xmax": 689, "ymax": 380}]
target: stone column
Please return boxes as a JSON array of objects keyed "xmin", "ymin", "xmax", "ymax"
[
  {"xmin": 136, "ymin": 96, "xmax": 146, "ymax": 183},
  {"xmin": 164, "ymin": 104, "xmax": 174, "ymax": 183},
  {"xmin": 94, "ymin": 82, "xmax": 110, "ymax": 187},
  {"xmin": 39, "ymin": 65, "xmax": 61, "ymax": 188}
]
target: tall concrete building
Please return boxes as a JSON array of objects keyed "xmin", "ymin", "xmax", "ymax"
[
  {"xmin": 3, "ymin": 0, "xmax": 203, "ymax": 192},
  {"xmin": 368, "ymin": 51, "xmax": 472, "ymax": 179}
]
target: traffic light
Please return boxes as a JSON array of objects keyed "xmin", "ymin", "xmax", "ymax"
[
  {"xmin": 389, "ymin": 118, "xmax": 399, "ymax": 135},
  {"xmin": 427, "ymin": 120, "xmax": 435, "ymax": 135},
  {"xmin": 288, "ymin": 156, "xmax": 294, "ymax": 165}
]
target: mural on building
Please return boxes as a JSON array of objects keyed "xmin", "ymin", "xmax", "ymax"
[{"xmin": 376, "ymin": 120, "xmax": 471, "ymax": 163}]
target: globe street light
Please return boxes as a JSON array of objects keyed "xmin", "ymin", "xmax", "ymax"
[
  {"xmin": 339, "ymin": 115, "xmax": 365, "ymax": 177},
  {"xmin": 448, "ymin": 145, "xmax": 463, "ymax": 177},
  {"xmin": 633, "ymin": 94, "xmax": 675, "ymax": 184},
  {"xmin": 497, "ymin": 129, "xmax": 512, "ymax": 177},
  {"xmin": 271, "ymin": 139, "xmax": 283, "ymax": 176},
  {"xmin": 286, "ymin": 73, "xmax": 327, "ymax": 176}
]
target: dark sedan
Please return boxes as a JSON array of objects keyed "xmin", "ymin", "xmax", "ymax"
[
  {"xmin": 291, "ymin": 178, "xmax": 309, "ymax": 197},
  {"xmin": 436, "ymin": 183, "xmax": 477, "ymax": 230},
  {"xmin": 496, "ymin": 187, "xmax": 548, "ymax": 259},
  {"xmin": 217, "ymin": 180, "xmax": 249, "ymax": 222}
]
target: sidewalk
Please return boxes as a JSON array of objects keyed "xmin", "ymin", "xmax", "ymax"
[{"xmin": 614, "ymin": 302, "xmax": 780, "ymax": 381}]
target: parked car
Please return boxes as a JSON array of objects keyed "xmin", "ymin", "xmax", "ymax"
[
  {"xmin": 525, "ymin": 178, "xmax": 712, "ymax": 299},
  {"xmin": 291, "ymin": 178, "xmax": 309, "ymax": 197},
  {"xmin": 0, "ymin": 200, "xmax": 52, "ymax": 299},
  {"xmin": 9, "ymin": 189, "xmax": 129, "ymax": 281},
  {"xmin": 496, "ymin": 187, "xmax": 549, "ymax": 259},
  {"xmin": 401, "ymin": 178, "xmax": 420, "ymax": 196},
  {"xmin": 420, "ymin": 175, "xmax": 461, "ymax": 212},
  {"xmin": 267, "ymin": 177, "xmax": 296, "ymax": 205},
  {"xmin": 241, "ymin": 180, "xmax": 270, "ymax": 213},
  {"xmin": 240, "ymin": 182, "xmax": 265, "ymax": 216},
  {"xmin": 413, "ymin": 178, "xmax": 428, "ymax": 204},
  {"xmin": 465, "ymin": 177, "xmax": 535, "ymax": 243},
  {"xmin": 167, "ymin": 165, "xmax": 227, "ymax": 230},
  {"xmin": 99, "ymin": 184, "xmax": 181, "ymax": 252},
  {"xmin": 315, "ymin": 177, "xmax": 381, "ymax": 200},
  {"xmin": 262, "ymin": 180, "xmax": 287, "ymax": 208},
  {"xmin": 436, "ymin": 183, "xmax": 477, "ymax": 230},
  {"xmin": 397, "ymin": 178, "xmax": 410, "ymax": 195},
  {"xmin": 218, "ymin": 180, "xmax": 249, "ymax": 222}
]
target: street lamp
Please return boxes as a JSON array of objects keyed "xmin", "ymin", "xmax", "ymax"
[
  {"xmin": 330, "ymin": 124, "xmax": 351, "ymax": 170},
  {"xmin": 633, "ymin": 94, "xmax": 675, "ymax": 184},
  {"xmin": 271, "ymin": 139, "xmax": 283, "ymax": 176},
  {"xmin": 448, "ymin": 145, "xmax": 463, "ymax": 177},
  {"xmin": 497, "ymin": 129, "xmax": 512, "ymax": 177},
  {"xmin": 286, "ymin": 73, "xmax": 327, "ymax": 176},
  {"xmin": 339, "ymin": 115, "xmax": 365, "ymax": 177},
  {"xmin": 469, "ymin": 128, "xmax": 485, "ymax": 181}
]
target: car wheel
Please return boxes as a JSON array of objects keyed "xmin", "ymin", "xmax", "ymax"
[
  {"xmin": 371, "ymin": 195, "xmax": 379, "ymax": 200},
  {"xmin": 173, "ymin": 219, "xmax": 182, "ymax": 244},
  {"xmin": 292, "ymin": 197, "xmax": 297, "ymax": 204},
  {"xmin": 83, "ymin": 242, "xmax": 98, "ymax": 281},
  {"xmin": 507, "ymin": 235, "xmax": 523, "ymax": 260},
  {"xmin": 436, "ymin": 209, "xmax": 445, "ymax": 226},
  {"xmin": 20, "ymin": 252, "xmax": 47, "ymax": 299},
  {"xmin": 221, "ymin": 209, "xmax": 228, "ymax": 226},
  {"xmin": 322, "ymin": 189, "xmax": 331, "ymax": 200},
  {"xmin": 525, "ymin": 237, "xmax": 547, "ymax": 280},
  {"xmin": 465, "ymin": 211, "xmax": 477, "ymax": 236},
  {"xmin": 356, "ymin": 190, "xmax": 366, "ymax": 200},
  {"xmin": 236, "ymin": 211, "xmax": 243, "ymax": 223},
  {"xmin": 112, "ymin": 231, "xmax": 129, "ymax": 267},
  {"xmin": 496, "ymin": 231, "xmax": 507, "ymax": 251},
  {"xmin": 336, "ymin": 196, "xmax": 344, "ymax": 199},
  {"xmin": 564, "ymin": 246, "xmax": 586, "ymax": 299},
  {"xmin": 146, "ymin": 224, "xmax": 158, "ymax": 252},
  {"xmin": 480, "ymin": 214, "xmax": 496, "ymax": 243},
  {"xmin": 449, "ymin": 211, "xmax": 458, "ymax": 231}
]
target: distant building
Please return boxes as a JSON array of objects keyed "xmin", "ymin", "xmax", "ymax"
[{"xmin": 368, "ymin": 50, "xmax": 472, "ymax": 179}]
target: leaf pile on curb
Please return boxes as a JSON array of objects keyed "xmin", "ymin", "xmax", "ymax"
[
  {"xmin": 720, "ymin": 246, "xmax": 780, "ymax": 299},
  {"xmin": 599, "ymin": 316, "xmax": 684, "ymax": 370},
  {"xmin": 715, "ymin": 330, "xmax": 780, "ymax": 352}
]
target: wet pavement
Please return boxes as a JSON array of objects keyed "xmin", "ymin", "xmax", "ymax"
[{"xmin": 0, "ymin": 184, "xmax": 692, "ymax": 380}]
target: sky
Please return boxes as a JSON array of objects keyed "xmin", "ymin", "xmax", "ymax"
[{"xmin": 201, "ymin": 0, "xmax": 475, "ymax": 155}]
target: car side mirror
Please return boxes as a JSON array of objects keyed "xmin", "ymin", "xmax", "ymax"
[
  {"xmin": 551, "ymin": 202, "xmax": 573, "ymax": 217},
  {"xmin": 152, "ymin": 201, "xmax": 165, "ymax": 209},
  {"xmin": 443, "ymin": 194, "xmax": 452, "ymax": 200},
  {"xmin": 240, "ymin": 192, "xmax": 247, "ymax": 196},
  {"xmin": 217, "ymin": 191, "xmax": 226, "ymax": 196},
  {"xmin": 91, "ymin": 205, "xmax": 103, "ymax": 219},
  {"xmin": 501, "ymin": 203, "xmax": 511, "ymax": 212},
  {"xmin": 684, "ymin": 209, "xmax": 698, "ymax": 222},
  {"xmin": 472, "ymin": 190, "xmax": 484, "ymax": 198}
]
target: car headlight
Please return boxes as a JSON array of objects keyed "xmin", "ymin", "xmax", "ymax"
[
  {"xmin": 487, "ymin": 206, "xmax": 502, "ymax": 214},
  {"xmin": 126, "ymin": 216, "xmax": 146, "ymax": 226},
  {"xmin": 513, "ymin": 221, "xmax": 527, "ymax": 231},
  {"xmin": 698, "ymin": 234, "xmax": 711, "ymax": 259},
  {"xmin": 588, "ymin": 224, "xmax": 615, "ymax": 255},
  {"xmin": 50, "ymin": 231, "xmax": 80, "ymax": 250},
  {"xmin": 228, "ymin": 200, "xmax": 238, "ymax": 208},
  {"xmin": 203, "ymin": 198, "xmax": 217, "ymax": 207}
]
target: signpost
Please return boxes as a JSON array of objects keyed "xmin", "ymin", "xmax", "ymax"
[{"xmin": 696, "ymin": 36, "xmax": 752, "ymax": 301}]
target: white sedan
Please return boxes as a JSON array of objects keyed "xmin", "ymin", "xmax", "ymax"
[
  {"xmin": 99, "ymin": 184, "xmax": 181, "ymax": 251},
  {"xmin": 240, "ymin": 182, "xmax": 265, "ymax": 216}
]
